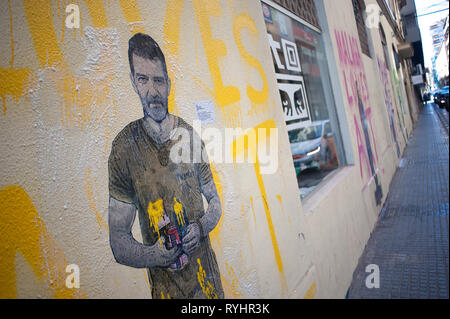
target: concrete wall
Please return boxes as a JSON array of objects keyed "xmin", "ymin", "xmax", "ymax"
[{"xmin": 0, "ymin": 0, "xmax": 416, "ymax": 299}]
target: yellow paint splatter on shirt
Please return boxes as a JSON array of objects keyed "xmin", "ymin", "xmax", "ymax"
[
  {"xmin": 161, "ymin": 291, "xmax": 171, "ymax": 299},
  {"xmin": 147, "ymin": 199, "xmax": 165, "ymax": 245},
  {"xmin": 173, "ymin": 197, "xmax": 185, "ymax": 227},
  {"xmin": 196, "ymin": 258, "xmax": 218, "ymax": 299}
]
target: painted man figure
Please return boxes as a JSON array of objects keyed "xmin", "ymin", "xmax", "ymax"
[{"xmin": 108, "ymin": 33, "xmax": 224, "ymax": 299}]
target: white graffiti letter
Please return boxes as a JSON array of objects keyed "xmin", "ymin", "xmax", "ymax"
[
  {"xmin": 365, "ymin": 4, "xmax": 380, "ymax": 29},
  {"xmin": 65, "ymin": 4, "xmax": 80, "ymax": 29},
  {"xmin": 365, "ymin": 264, "xmax": 380, "ymax": 289},
  {"xmin": 267, "ymin": 34, "xmax": 285, "ymax": 70},
  {"xmin": 203, "ymin": 127, "xmax": 223, "ymax": 164},
  {"xmin": 65, "ymin": 264, "xmax": 80, "ymax": 289},
  {"xmin": 258, "ymin": 128, "xmax": 279, "ymax": 175},
  {"xmin": 170, "ymin": 127, "xmax": 191, "ymax": 163}
]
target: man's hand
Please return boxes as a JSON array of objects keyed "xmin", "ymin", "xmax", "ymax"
[
  {"xmin": 151, "ymin": 237, "xmax": 183, "ymax": 267},
  {"xmin": 109, "ymin": 196, "xmax": 183, "ymax": 268},
  {"xmin": 182, "ymin": 223, "xmax": 201, "ymax": 256}
]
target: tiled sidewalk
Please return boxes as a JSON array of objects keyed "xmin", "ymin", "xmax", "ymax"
[{"xmin": 347, "ymin": 103, "xmax": 449, "ymax": 299}]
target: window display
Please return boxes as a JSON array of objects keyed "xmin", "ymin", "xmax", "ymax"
[{"xmin": 262, "ymin": 1, "xmax": 344, "ymax": 198}]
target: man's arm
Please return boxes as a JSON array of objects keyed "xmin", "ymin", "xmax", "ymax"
[
  {"xmin": 182, "ymin": 177, "xmax": 222, "ymax": 255},
  {"xmin": 198, "ymin": 178, "xmax": 222, "ymax": 235},
  {"xmin": 109, "ymin": 196, "xmax": 181, "ymax": 268}
]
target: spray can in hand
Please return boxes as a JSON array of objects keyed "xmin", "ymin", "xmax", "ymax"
[{"xmin": 165, "ymin": 225, "xmax": 189, "ymax": 270}]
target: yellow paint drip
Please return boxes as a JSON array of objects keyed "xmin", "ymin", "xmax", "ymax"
[
  {"xmin": 163, "ymin": 0, "xmax": 184, "ymax": 116},
  {"xmin": 0, "ymin": 186, "xmax": 85, "ymax": 298},
  {"xmin": 225, "ymin": 261, "xmax": 243, "ymax": 298},
  {"xmin": 161, "ymin": 291, "xmax": 171, "ymax": 299},
  {"xmin": 196, "ymin": 258, "xmax": 218, "ymax": 299},
  {"xmin": 85, "ymin": 0, "xmax": 108, "ymax": 28},
  {"xmin": 173, "ymin": 197, "xmax": 185, "ymax": 228},
  {"xmin": 84, "ymin": 168, "xmax": 108, "ymax": 232},
  {"xmin": 23, "ymin": 0, "xmax": 117, "ymax": 130},
  {"xmin": 147, "ymin": 199, "xmax": 165, "ymax": 245},
  {"xmin": 1, "ymin": 0, "xmax": 31, "ymax": 115},
  {"xmin": 0, "ymin": 68, "xmax": 33, "ymax": 115},
  {"xmin": 192, "ymin": 0, "xmax": 241, "ymax": 110},
  {"xmin": 233, "ymin": 14, "xmax": 269, "ymax": 106},
  {"xmin": 250, "ymin": 196, "xmax": 256, "ymax": 224},
  {"xmin": 231, "ymin": 120, "xmax": 288, "ymax": 296},
  {"xmin": 118, "ymin": 0, "xmax": 146, "ymax": 34},
  {"xmin": 8, "ymin": 0, "xmax": 14, "ymax": 67},
  {"xmin": 303, "ymin": 281, "xmax": 317, "ymax": 299},
  {"xmin": 59, "ymin": 0, "xmax": 66, "ymax": 43}
]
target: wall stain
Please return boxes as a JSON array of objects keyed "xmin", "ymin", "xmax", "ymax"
[
  {"xmin": 303, "ymin": 281, "xmax": 317, "ymax": 299},
  {"xmin": 84, "ymin": 168, "xmax": 108, "ymax": 232}
]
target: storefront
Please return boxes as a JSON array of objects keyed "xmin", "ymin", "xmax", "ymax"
[{"xmin": 261, "ymin": 0, "xmax": 346, "ymax": 198}]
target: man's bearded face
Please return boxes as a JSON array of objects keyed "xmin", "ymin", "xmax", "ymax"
[{"xmin": 131, "ymin": 54, "xmax": 170, "ymax": 123}]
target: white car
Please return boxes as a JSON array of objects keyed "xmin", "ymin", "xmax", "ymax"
[{"xmin": 288, "ymin": 120, "xmax": 339, "ymax": 174}]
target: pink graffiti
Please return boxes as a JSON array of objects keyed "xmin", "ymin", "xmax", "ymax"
[{"xmin": 335, "ymin": 30, "xmax": 379, "ymax": 181}]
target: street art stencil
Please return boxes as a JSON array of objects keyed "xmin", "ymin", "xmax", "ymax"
[
  {"xmin": 334, "ymin": 30, "xmax": 382, "ymax": 206},
  {"xmin": 278, "ymin": 79, "xmax": 310, "ymax": 122},
  {"xmin": 108, "ymin": 33, "xmax": 223, "ymax": 299}
]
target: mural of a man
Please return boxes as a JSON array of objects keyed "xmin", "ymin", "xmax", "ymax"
[{"xmin": 108, "ymin": 33, "xmax": 224, "ymax": 299}]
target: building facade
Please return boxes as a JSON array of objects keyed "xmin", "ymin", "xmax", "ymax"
[
  {"xmin": 435, "ymin": 17, "xmax": 449, "ymax": 87},
  {"xmin": 429, "ymin": 17, "xmax": 448, "ymax": 89},
  {"xmin": 0, "ymin": 0, "xmax": 420, "ymax": 298}
]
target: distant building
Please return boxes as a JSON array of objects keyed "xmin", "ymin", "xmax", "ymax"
[
  {"xmin": 430, "ymin": 18, "xmax": 446, "ymax": 56},
  {"xmin": 435, "ymin": 16, "xmax": 449, "ymax": 87},
  {"xmin": 400, "ymin": 0, "xmax": 425, "ymax": 97}
]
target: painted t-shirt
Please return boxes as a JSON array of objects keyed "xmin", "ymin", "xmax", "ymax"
[{"xmin": 108, "ymin": 116, "xmax": 223, "ymax": 299}]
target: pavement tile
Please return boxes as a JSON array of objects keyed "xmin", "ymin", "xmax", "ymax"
[{"xmin": 347, "ymin": 103, "xmax": 449, "ymax": 299}]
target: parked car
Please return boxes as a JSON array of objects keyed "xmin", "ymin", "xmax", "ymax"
[
  {"xmin": 288, "ymin": 120, "xmax": 339, "ymax": 175},
  {"xmin": 433, "ymin": 89, "xmax": 441, "ymax": 103},
  {"xmin": 435, "ymin": 86, "xmax": 449, "ymax": 111}
]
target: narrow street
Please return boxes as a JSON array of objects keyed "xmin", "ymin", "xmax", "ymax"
[{"xmin": 347, "ymin": 103, "xmax": 449, "ymax": 298}]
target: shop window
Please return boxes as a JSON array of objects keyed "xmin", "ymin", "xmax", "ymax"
[
  {"xmin": 261, "ymin": 1, "xmax": 345, "ymax": 199},
  {"xmin": 352, "ymin": 0, "xmax": 371, "ymax": 57}
]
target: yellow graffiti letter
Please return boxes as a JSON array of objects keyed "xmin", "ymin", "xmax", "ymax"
[
  {"xmin": 193, "ymin": 0, "xmax": 240, "ymax": 107},
  {"xmin": 233, "ymin": 14, "xmax": 268, "ymax": 104}
]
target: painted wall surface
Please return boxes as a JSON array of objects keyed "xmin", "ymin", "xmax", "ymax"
[
  {"xmin": 0, "ymin": 0, "xmax": 315, "ymax": 299},
  {"xmin": 0, "ymin": 0, "xmax": 417, "ymax": 299},
  {"xmin": 300, "ymin": 0, "xmax": 417, "ymax": 298}
]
